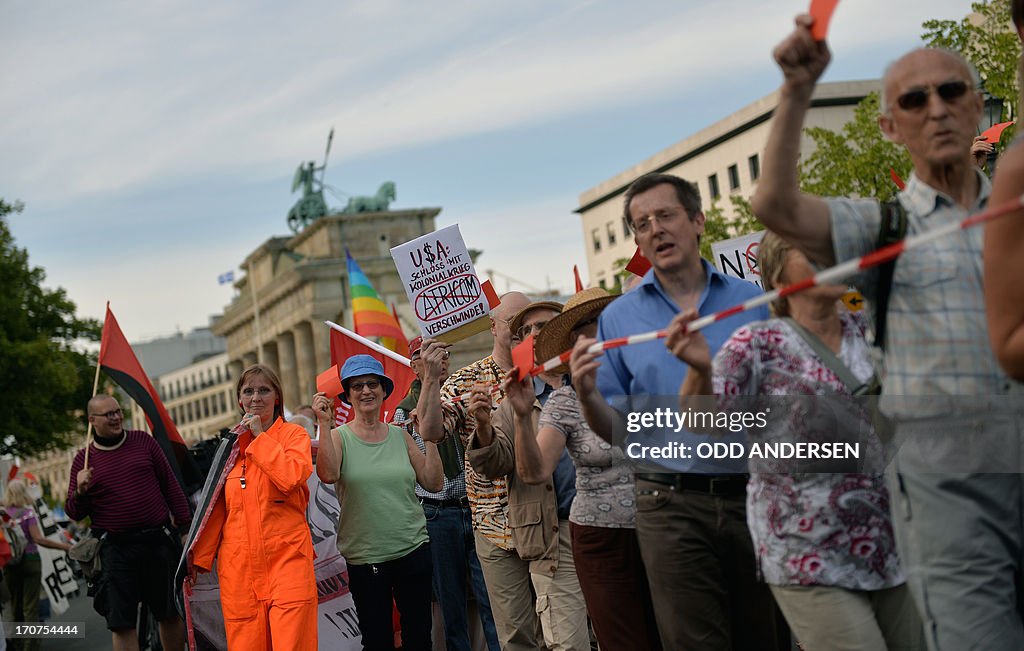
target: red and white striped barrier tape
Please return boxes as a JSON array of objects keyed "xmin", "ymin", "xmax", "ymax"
[{"xmin": 525, "ymin": 194, "xmax": 1024, "ymax": 375}]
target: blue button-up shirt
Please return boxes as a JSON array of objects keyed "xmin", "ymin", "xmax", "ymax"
[{"xmin": 596, "ymin": 259, "xmax": 768, "ymax": 473}]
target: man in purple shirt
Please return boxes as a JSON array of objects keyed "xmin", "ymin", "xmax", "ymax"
[{"xmin": 66, "ymin": 395, "xmax": 191, "ymax": 651}]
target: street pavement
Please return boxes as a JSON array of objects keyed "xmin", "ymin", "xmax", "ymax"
[{"xmin": 40, "ymin": 580, "xmax": 108, "ymax": 650}]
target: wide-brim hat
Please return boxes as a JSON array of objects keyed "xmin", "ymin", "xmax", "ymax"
[
  {"xmin": 508, "ymin": 301, "xmax": 565, "ymax": 341},
  {"xmin": 339, "ymin": 354, "xmax": 395, "ymax": 405},
  {"xmin": 534, "ymin": 288, "xmax": 616, "ymax": 373}
]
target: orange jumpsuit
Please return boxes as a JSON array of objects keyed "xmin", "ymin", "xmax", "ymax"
[{"xmin": 191, "ymin": 419, "xmax": 317, "ymax": 650}]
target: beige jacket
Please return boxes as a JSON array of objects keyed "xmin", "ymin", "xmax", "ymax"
[{"xmin": 467, "ymin": 399, "xmax": 561, "ymax": 576}]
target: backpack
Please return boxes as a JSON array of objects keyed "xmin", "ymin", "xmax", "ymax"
[
  {"xmin": 0, "ymin": 509, "xmax": 30, "ymax": 568},
  {"xmin": 873, "ymin": 199, "xmax": 908, "ymax": 351}
]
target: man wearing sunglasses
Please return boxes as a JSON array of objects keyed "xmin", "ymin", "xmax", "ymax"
[{"xmin": 752, "ymin": 14, "xmax": 1024, "ymax": 650}]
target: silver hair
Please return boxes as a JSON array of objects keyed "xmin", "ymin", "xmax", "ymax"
[{"xmin": 880, "ymin": 47, "xmax": 981, "ymax": 115}]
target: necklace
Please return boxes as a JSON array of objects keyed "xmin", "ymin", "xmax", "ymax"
[{"xmin": 92, "ymin": 431, "xmax": 127, "ymax": 451}]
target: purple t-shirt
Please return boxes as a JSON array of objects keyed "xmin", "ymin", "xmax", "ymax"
[{"xmin": 5, "ymin": 506, "xmax": 38, "ymax": 554}]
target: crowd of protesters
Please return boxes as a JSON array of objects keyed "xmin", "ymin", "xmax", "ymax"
[{"xmin": 48, "ymin": 4, "xmax": 1024, "ymax": 650}]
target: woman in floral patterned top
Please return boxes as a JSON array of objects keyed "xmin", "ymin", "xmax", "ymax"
[
  {"xmin": 667, "ymin": 232, "xmax": 922, "ymax": 650},
  {"xmin": 505, "ymin": 287, "xmax": 661, "ymax": 651}
]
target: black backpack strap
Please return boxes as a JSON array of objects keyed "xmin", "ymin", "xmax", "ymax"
[{"xmin": 874, "ymin": 200, "xmax": 908, "ymax": 351}]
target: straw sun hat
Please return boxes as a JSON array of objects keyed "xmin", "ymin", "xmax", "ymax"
[{"xmin": 534, "ymin": 287, "xmax": 617, "ymax": 374}]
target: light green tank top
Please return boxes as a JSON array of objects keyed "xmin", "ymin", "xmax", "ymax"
[{"xmin": 335, "ymin": 424, "xmax": 428, "ymax": 564}]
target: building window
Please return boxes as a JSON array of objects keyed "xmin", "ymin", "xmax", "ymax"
[
  {"xmin": 708, "ymin": 173, "xmax": 720, "ymax": 200},
  {"xmin": 599, "ymin": 278, "xmax": 607, "ymax": 289},
  {"xmin": 622, "ymin": 216, "xmax": 631, "ymax": 238},
  {"xmin": 203, "ymin": 397, "xmax": 210, "ymax": 419},
  {"xmin": 749, "ymin": 153, "xmax": 760, "ymax": 181},
  {"xmin": 592, "ymin": 228, "xmax": 602, "ymax": 252},
  {"xmin": 219, "ymin": 393, "xmax": 227, "ymax": 414},
  {"xmin": 728, "ymin": 164, "xmax": 740, "ymax": 192},
  {"xmin": 606, "ymin": 222, "xmax": 617, "ymax": 246}
]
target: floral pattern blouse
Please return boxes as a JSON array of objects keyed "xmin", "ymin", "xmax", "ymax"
[
  {"xmin": 713, "ymin": 311, "xmax": 905, "ymax": 589},
  {"xmin": 538, "ymin": 385, "xmax": 636, "ymax": 528}
]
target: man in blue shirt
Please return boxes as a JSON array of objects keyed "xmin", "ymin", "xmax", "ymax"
[{"xmin": 573, "ymin": 173, "xmax": 784, "ymax": 650}]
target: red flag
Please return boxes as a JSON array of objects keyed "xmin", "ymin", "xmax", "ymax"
[
  {"xmin": 511, "ymin": 335, "xmax": 536, "ymax": 381},
  {"xmin": 384, "ymin": 304, "xmax": 411, "ymax": 356},
  {"xmin": 329, "ymin": 328, "xmax": 416, "ymax": 424},
  {"xmin": 889, "ymin": 168, "xmax": 906, "ymax": 190},
  {"xmin": 99, "ymin": 304, "xmax": 201, "ymax": 492},
  {"xmin": 573, "ymin": 265, "xmax": 584, "ymax": 293},
  {"xmin": 625, "ymin": 247, "xmax": 652, "ymax": 277}
]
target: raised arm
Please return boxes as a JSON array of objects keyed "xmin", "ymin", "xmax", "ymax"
[
  {"xmin": 416, "ymin": 339, "xmax": 453, "ymax": 443},
  {"xmin": 571, "ymin": 336, "xmax": 624, "ymax": 444},
  {"xmin": 313, "ymin": 392, "xmax": 342, "ymax": 484},
  {"xmin": 404, "ymin": 430, "xmax": 443, "ymax": 493},
  {"xmin": 751, "ymin": 14, "xmax": 835, "ymax": 265},
  {"xmin": 504, "ymin": 373, "xmax": 562, "ymax": 484},
  {"xmin": 247, "ymin": 423, "xmax": 313, "ymax": 494}
]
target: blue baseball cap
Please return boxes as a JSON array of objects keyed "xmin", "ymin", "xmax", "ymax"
[{"xmin": 339, "ymin": 355, "xmax": 395, "ymax": 404}]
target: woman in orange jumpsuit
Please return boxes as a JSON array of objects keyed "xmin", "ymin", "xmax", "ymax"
[{"xmin": 185, "ymin": 364, "xmax": 317, "ymax": 650}]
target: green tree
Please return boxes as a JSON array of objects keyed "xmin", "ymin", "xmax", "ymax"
[
  {"xmin": 799, "ymin": 93, "xmax": 912, "ymax": 203},
  {"xmin": 922, "ymin": 0, "xmax": 1020, "ymax": 124},
  {"xmin": 701, "ymin": 195, "xmax": 761, "ymax": 260},
  {"xmin": 0, "ymin": 198, "xmax": 101, "ymax": 457}
]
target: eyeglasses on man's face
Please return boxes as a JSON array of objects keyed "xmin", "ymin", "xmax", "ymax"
[
  {"xmin": 241, "ymin": 387, "xmax": 274, "ymax": 397},
  {"xmin": 895, "ymin": 80, "xmax": 970, "ymax": 111},
  {"xmin": 629, "ymin": 209, "xmax": 685, "ymax": 236},
  {"xmin": 348, "ymin": 380, "xmax": 381, "ymax": 393},
  {"xmin": 90, "ymin": 409, "xmax": 122, "ymax": 420},
  {"xmin": 516, "ymin": 320, "xmax": 550, "ymax": 341}
]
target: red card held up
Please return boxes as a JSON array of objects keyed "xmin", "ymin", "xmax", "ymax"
[
  {"xmin": 482, "ymin": 279, "xmax": 500, "ymax": 310},
  {"xmin": 981, "ymin": 121, "xmax": 1015, "ymax": 144},
  {"xmin": 889, "ymin": 168, "xmax": 906, "ymax": 190},
  {"xmin": 625, "ymin": 247, "xmax": 652, "ymax": 277},
  {"xmin": 809, "ymin": 0, "xmax": 839, "ymax": 41},
  {"xmin": 511, "ymin": 335, "xmax": 536, "ymax": 381},
  {"xmin": 317, "ymin": 365, "xmax": 345, "ymax": 398}
]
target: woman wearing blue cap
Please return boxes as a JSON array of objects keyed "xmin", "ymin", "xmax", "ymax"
[{"xmin": 313, "ymin": 354, "xmax": 443, "ymax": 651}]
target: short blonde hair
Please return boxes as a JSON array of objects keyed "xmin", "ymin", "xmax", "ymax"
[
  {"xmin": 3, "ymin": 479, "xmax": 34, "ymax": 508},
  {"xmin": 757, "ymin": 231, "xmax": 794, "ymax": 317}
]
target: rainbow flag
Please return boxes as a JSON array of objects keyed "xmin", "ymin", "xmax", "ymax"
[{"xmin": 346, "ymin": 250, "xmax": 409, "ymax": 353}]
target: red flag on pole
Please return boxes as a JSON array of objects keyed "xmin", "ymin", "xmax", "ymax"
[
  {"xmin": 573, "ymin": 266, "xmax": 584, "ymax": 293},
  {"xmin": 99, "ymin": 305, "xmax": 201, "ymax": 492},
  {"xmin": 329, "ymin": 327, "xmax": 416, "ymax": 424},
  {"xmin": 625, "ymin": 247, "xmax": 652, "ymax": 277}
]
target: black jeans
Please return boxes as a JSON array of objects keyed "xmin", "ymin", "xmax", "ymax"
[{"xmin": 347, "ymin": 542, "xmax": 433, "ymax": 651}]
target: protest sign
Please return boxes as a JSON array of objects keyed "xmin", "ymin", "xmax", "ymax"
[
  {"xmin": 711, "ymin": 231, "xmax": 765, "ymax": 289},
  {"xmin": 391, "ymin": 225, "xmax": 492, "ymax": 343}
]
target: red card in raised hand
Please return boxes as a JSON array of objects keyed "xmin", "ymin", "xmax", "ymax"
[
  {"xmin": 482, "ymin": 279, "xmax": 500, "ymax": 310},
  {"xmin": 625, "ymin": 247, "xmax": 652, "ymax": 277},
  {"xmin": 981, "ymin": 121, "xmax": 1015, "ymax": 144},
  {"xmin": 511, "ymin": 335, "xmax": 536, "ymax": 381},
  {"xmin": 809, "ymin": 0, "xmax": 839, "ymax": 41},
  {"xmin": 317, "ymin": 365, "xmax": 345, "ymax": 398}
]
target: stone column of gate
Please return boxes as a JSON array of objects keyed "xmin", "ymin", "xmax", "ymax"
[
  {"xmin": 311, "ymin": 320, "xmax": 332, "ymax": 380},
  {"xmin": 262, "ymin": 340, "xmax": 280, "ymax": 377},
  {"xmin": 294, "ymin": 322, "xmax": 316, "ymax": 403},
  {"xmin": 276, "ymin": 331, "xmax": 300, "ymax": 410}
]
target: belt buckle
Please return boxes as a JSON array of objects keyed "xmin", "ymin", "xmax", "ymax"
[{"xmin": 708, "ymin": 476, "xmax": 728, "ymax": 495}]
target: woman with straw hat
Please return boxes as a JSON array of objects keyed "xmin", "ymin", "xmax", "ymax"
[{"xmin": 503, "ymin": 287, "xmax": 661, "ymax": 651}]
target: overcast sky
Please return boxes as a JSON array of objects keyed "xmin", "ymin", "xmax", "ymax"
[{"xmin": 2, "ymin": 0, "xmax": 973, "ymax": 342}]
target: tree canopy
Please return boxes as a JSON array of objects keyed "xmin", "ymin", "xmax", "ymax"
[{"xmin": 0, "ymin": 198, "xmax": 101, "ymax": 457}]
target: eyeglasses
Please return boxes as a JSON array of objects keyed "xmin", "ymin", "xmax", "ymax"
[
  {"xmin": 241, "ymin": 387, "xmax": 274, "ymax": 397},
  {"xmin": 348, "ymin": 380, "xmax": 381, "ymax": 393},
  {"xmin": 629, "ymin": 210, "xmax": 684, "ymax": 236},
  {"xmin": 516, "ymin": 320, "xmax": 549, "ymax": 341},
  {"xmin": 895, "ymin": 80, "xmax": 970, "ymax": 111},
  {"xmin": 90, "ymin": 409, "xmax": 122, "ymax": 419}
]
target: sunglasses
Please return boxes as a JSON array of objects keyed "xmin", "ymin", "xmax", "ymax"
[
  {"xmin": 895, "ymin": 80, "xmax": 970, "ymax": 111},
  {"xmin": 516, "ymin": 320, "xmax": 549, "ymax": 341}
]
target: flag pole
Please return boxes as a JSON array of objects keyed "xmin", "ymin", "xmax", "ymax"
[
  {"xmin": 83, "ymin": 303, "xmax": 107, "ymax": 469},
  {"xmin": 324, "ymin": 321, "xmax": 412, "ymax": 367}
]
